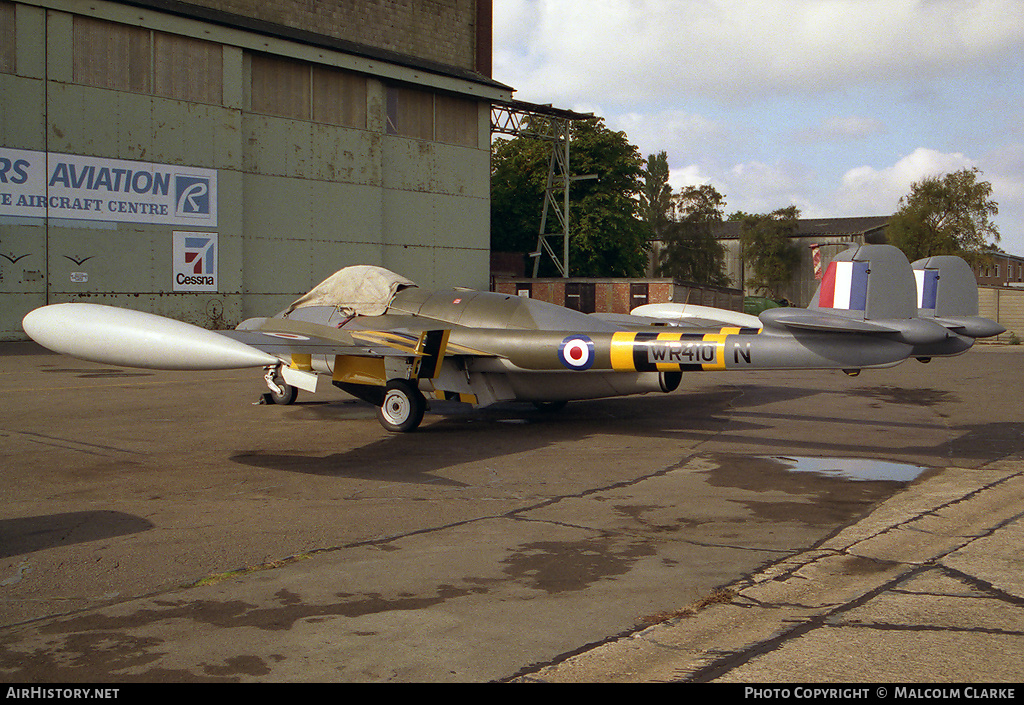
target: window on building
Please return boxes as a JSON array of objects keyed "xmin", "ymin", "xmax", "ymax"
[
  {"xmin": 250, "ymin": 54, "xmax": 367, "ymax": 128},
  {"xmin": 386, "ymin": 84, "xmax": 434, "ymax": 141},
  {"xmin": 73, "ymin": 15, "xmax": 151, "ymax": 93},
  {"xmin": 387, "ymin": 84, "xmax": 478, "ymax": 147},
  {"xmin": 155, "ymin": 32, "xmax": 222, "ymax": 105},
  {"xmin": 72, "ymin": 15, "xmax": 224, "ymax": 105},
  {"xmin": 434, "ymin": 93, "xmax": 478, "ymax": 147},
  {"xmin": 312, "ymin": 65, "xmax": 367, "ymax": 129},
  {"xmin": 0, "ymin": 1, "xmax": 15, "ymax": 75},
  {"xmin": 251, "ymin": 53, "xmax": 310, "ymax": 120}
]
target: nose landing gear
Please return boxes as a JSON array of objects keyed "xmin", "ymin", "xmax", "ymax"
[{"xmin": 262, "ymin": 366, "xmax": 298, "ymax": 405}]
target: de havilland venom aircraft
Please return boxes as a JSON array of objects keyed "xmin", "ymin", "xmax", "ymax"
[{"xmin": 22, "ymin": 244, "xmax": 1004, "ymax": 432}]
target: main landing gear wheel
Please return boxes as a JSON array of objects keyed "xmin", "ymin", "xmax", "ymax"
[{"xmin": 377, "ymin": 379, "xmax": 426, "ymax": 433}]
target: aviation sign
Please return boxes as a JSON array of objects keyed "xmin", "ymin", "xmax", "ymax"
[{"xmin": 0, "ymin": 147, "xmax": 217, "ymax": 227}]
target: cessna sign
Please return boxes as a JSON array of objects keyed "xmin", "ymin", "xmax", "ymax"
[
  {"xmin": 172, "ymin": 231, "xmax": 218, "ymax": 292},
  {"xmin": 0, "ymin": 148, "xmax": 217, "ymax": 226}
]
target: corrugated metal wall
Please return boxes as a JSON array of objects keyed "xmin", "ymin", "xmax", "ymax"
[{"xmin": 979, "ymin": 287, "xmax": 1024, "ymax": 343}]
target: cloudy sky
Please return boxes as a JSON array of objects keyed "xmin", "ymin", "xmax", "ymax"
[{"xmin": 492, "ymin": 0, "xmax": 1024, "ymax": 254}]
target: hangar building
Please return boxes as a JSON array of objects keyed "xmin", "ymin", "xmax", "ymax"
[{"xmin": 0, "ymin": 0, "xmax": 510, "ymax": 338}]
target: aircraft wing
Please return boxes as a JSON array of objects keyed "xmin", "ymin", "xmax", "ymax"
[
  {"xmin": 223, "ymin": 315, "xmax": 437, "ymax": 359},
  {"xmin": 230, "ymin": 313, "xmax": 497, "ymax": 360},
  {"xmin": 219, "ymin": 329, "xmax": 412, "ymax": 359},
  {"xmin": 589, "ymin": 311, "xmax": 740, "ymax": 330},
  {"xmin": 629, "ymin": 303, "xmax": 762, "ymax": 329},
  {"xmin": 20, "ymin": 303, "xmax": 458, "ymax": 370}
]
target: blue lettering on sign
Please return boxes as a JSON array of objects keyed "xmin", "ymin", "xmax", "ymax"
[
  {"xmin": 174, "ymin": 175, "xmax": 211, "ymax": 217},
  {"xmin": 0, "ymin": 158, "xmax": 30, "ymax": 184},
  {"xmin": 48, "ymin": 163, "xmax": 172, "ymax": 195}
]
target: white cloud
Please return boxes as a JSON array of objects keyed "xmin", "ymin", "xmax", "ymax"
[
  {"xmin": 669, "ymin": 159, "xmax": 823, "ymax": 216},
  {"xmin": 668, "ymin": 164, "xmax": 719, "ymax": 193},
  {"xmin": 494, "ymin": 0, "xmax": 1024, "ymax": 104},
  {"xmin": 608, "ymin": 109, "xmax": 728, "ymax": 162},
  {"xmin": 835, "ymin": 148, "xmax": 976, "ymax": 214},
  {"xmin": 492, "ymin": 0, "xmax": 1024, "ymax": 253},
  {"xmin": 978, "ymin": 143, "xmax": 1024, "ymax": 253}
]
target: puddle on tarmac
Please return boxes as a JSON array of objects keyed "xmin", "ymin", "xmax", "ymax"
[{"xmin": 766, "ymin": 456, "xmax": 928, "ymax": 482}]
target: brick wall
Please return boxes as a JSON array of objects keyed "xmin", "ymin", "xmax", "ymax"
[
  {"xmin": 492, "ymin": 279, "xmax": 698, "ymax": 314},
  {"xmin": 180, "ymin": 0, "xmax": 479, "ymax": 70}
]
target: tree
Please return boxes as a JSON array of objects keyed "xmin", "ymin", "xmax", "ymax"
[
  {"xmin": 640, "ymin": 151, "xmax": 673, "ymax": 244},
  {"xmin": 490, "ymin": 118, "xmax": 649, "ymax": 277},
  {"xmin": 735, "ymin": 206, "xmax": 802, "ymax": 300},
  {"xmin": 657, "ymin": 184, "xmax": 731, "ymax": 287},
  {"xmin": 491, "ymin": 126, "xmax": 550, "ymax": 258},
  {"xmin": 886, "ymin": 167, "xmax": 1000, "ymax": 262}
]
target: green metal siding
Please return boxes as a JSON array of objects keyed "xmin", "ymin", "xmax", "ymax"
[{"xmin": 1, "ymin": 0, "xmax": 506, "ymax": 340}]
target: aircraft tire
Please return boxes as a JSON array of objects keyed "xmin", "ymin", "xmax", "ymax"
[
  {"xmin": 269, "ymin": 377, "xmax": 298, "ymax": 405},
  {"xmin": 377, "ymin": 379, "xmax": 425, "ymax": 432}
]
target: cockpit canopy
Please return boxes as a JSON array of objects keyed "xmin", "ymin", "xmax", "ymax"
[{"xmin": 286, "ymin": 265, "xmax": 417, "ymax": 317}]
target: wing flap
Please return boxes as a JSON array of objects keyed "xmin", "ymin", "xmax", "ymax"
[
  {"xmin": 228, "ymin": 315, "xmax": 472, "ymax": 362},
  {"xmin": 220, "ymin": 329, "xmax": 406, "ymax": 358}
]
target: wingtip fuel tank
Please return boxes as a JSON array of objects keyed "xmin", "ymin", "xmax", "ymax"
[{"xmin": 22, "ymin": 303, "xmax": 279, "ymax": 370}]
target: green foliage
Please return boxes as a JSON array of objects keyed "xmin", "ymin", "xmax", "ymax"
[
  {"xmin": 657, "ymin": 184, "xmax": 731, "ymax": 287},
  {"xmin": 491, "ymin": 132, "xmax": 550, "ymax": 257},
  {"xmin": 736, "ymin": 206, "xmax": 803, "ymax": 299},
  {"xmin": 886, "ymin": 167, "xmax": 1000, "ymax": 262},
  {"xmin": 640, "ymin": 151, "xmax": 673, "ymax": 243},
  {"xmin": 490, "ymin": 118, "xmax": 649, "ymax": 277},
  {"xmin": 637, "ymin": 152, "xmax": 729, "ymax": 286}
]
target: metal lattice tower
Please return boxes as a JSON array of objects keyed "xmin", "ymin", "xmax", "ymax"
[{"xmin": 491, "ymin": 100, "xmax": 594, "ymax": 277}]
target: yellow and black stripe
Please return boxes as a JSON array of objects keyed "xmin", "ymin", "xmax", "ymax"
[
  {"xmin": 610, "ymin": 327, "xmax": 760, "ymax": 372},
  {"xmin": 349, "ymin": 330, "xmax": 421, "ymax": 353},
  {"xmin": 415, "ymin": 329, "xmax": 450, "ymax": 380}
]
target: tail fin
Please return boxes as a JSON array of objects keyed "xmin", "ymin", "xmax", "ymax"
[
  {"xmin": 762, "ymin": 245, "xmax": 920, "ymax": 335},
  {"xmin": 912, "ymin": 256, "xmax": 1005, "ymax": 338},
  {"xmin": 760, "ymin": 245, "xmax": 999, "ymax": 352},
  {"xmin": 811, "ymin": 244, "xmax": 917, "ymax": 321}
]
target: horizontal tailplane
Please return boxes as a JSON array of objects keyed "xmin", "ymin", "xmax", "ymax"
[
  {"xmin": 912, "ymin": 256, "xmax": 1005, "ymax": 338},
  {"xmin": 764, "ymin": 245, "xmax": 947, "ymax": 346}
]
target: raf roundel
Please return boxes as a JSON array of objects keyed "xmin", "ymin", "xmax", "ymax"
[
  {"xmin": 263, "ymin": 332, "xmax": 310, "ymax": 341},
  {"xmin": 558, "ymin": 335, "xmax": 595, "ymax": 370}
]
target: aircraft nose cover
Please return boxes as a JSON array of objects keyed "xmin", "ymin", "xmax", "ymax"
[{"xmin": 22, "ymin": 303, "xmax": 278, "ymax": 370}]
